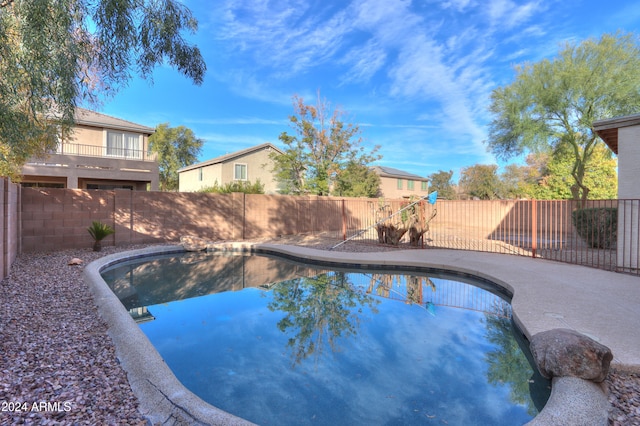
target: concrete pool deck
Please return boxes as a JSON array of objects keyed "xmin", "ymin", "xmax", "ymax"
[{"xmin": 85, "ymin": 243, "xmax": 640, "ymax": 425}]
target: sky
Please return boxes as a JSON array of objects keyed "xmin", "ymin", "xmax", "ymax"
[{"xmin": 100, "ymin": 0, "xmax": 640, "ymax": 180}]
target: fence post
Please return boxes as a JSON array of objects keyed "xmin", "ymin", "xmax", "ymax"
[
  {"xmin": 531, "ymin": 199, "xmax": 537, "ymax": 258},
  {"xmin": 342, "ymin": 199, "xmax": 346, "ymax": 241}
]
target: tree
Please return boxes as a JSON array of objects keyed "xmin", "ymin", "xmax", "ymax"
[
  {"xmin": 271, "ymin": 132, "xmax": 308, "ymax": 195},
  {"xmin": 484, "ymin": 303, "xmax": 548, "ymax": 416},
  {"xmin": 267, "ymin": 272, "xmax": 378, "ymax": 365},
  {"xmin": 148, "ymin": 123, "xmax": 203, "ymax": 191},
  {"xmin": 0, "ymin": 0, "xmax": 206, "ymax": 179},
  {"xmin": 271, "ymin": 92, "xmax": 380, "ymax": 196},
  {"xmin": 533, "ymin": 143, "xmax": 617, "ymax": 200},
  {"xmin": 458, "ymin": 164, "xmax": 502, "ymax": 200},
  {"xmin": 427, "ymin": 170, "xmax": 456, "ymax": 200},
  {"xmin": 333, "ymin": 161, "xmax": 380, "ymax": 197},
  {"xmin": 500, "ymin": 164, "xmax": 539, "ymax": 199},
  {"xmin": 487, "ymin": 32, "xmax": 640, "ymax": 204}
]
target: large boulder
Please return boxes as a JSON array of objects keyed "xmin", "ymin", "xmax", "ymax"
[{"xmin": 530, "ymin": 328, "xmax": 613, "ymax": 383}]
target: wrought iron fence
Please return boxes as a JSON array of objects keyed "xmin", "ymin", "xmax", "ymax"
[{"xmin": 289, "ymin": 197, "xmax": 637, "ymax": 276}]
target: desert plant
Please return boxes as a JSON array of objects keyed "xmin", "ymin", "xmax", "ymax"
[
  {"xmin": 87, "ymin": 221, "xmax": 115, "ymax": 251},
  {"xmin": 571, "ymin": 207, "xmax": 617, "ymax": 249}
]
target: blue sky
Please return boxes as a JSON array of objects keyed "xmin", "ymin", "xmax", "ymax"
[{"xmin": 101, "ymin": 0, "xmax": 640, "ymax": 180}]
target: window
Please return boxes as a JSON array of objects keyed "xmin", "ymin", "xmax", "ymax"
[
  {"xmin": 198, "ymin": 168, "xmax": 203, "ymax": 181},
  {"xmin": 86, "ymin": 184, "xmax": 134, "ymax": 190},
  {"xmin": 106, "ymin": 131, "xmax": 141, "ymax": 159},
  {"xmin": 421, "ymin": 181, "xmax": 428, "ymax": 191},
  {"xmin": 21, "ymin": 182, "xmax": 65, "ymax": 189},
  {"xmin": 407, "ymin": 180, "xmax": 414, "ymax": 190},
  {"xmin": 234, "ymin": 163, "xmax": 247, "ymax": 180},
  {"xmin": 397, "ymin": 179, "xmax": 403, "ymax": 190}
]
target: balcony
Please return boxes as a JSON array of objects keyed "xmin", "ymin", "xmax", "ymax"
[
  {"xmin": 52, "ymin": 143, "xmax": 158, "ymax": 162},
  {"xmin": 23, "ymin": 141, "xmax": 160, "ymax": 190}
]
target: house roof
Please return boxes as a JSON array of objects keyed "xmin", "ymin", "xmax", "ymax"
[
  {"xmin": 178, "ymin": 143, "xmax": 284, "ymax": 172},
  {"xmin": 75, "ymin": 108, "xmax": 155, "ymax": 135},
  {"xmin": 371, "ymin": 165, "xmax": 427, "ymax": 180},
  {"xmin": 593, "ymin": 112, "xmax": 640, "ymax": 155}
]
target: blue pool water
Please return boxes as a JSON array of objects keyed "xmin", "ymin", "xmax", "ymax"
[{"xmin": 101, "ymin": 251, "xmax": 550, "ymax": 425}]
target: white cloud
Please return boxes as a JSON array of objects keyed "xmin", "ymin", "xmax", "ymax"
[
  {"xmin": 486, "ymin": 0, "xmax": 544, "ymax": 30},
  {"xmin": 218, "ymin": 0, "xmax": 352, "ymax": 76},
  {"xmin": 441, "ymin": 0, "xmax": 475, "ymax": 12},
  {"xmin": 339, "ymin": 40, "xmax": 388, "ymax": 85},
  {"xmin": 222, "ymin": 70, "xmax": 295, "ymax": 105}
]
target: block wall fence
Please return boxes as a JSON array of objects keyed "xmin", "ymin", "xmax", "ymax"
[
  {"xmin": 0, "ymin": 178, "xmax": 20, "ymax": 280},
  {"xmin": 19, "ymin": 187, "xmax": 587, "ymax": 254},
  {"xmin": 20, "ymin": 188, "xmax": 364, "ymax": 253},
  {"xmin": 1, "ymin": 182, "xmax": 631, "ymax": 278}
]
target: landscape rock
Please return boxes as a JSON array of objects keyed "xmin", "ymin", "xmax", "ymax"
[{"xmin": 530, "ymin": 328, "xmax": 613, "ymax": 383}]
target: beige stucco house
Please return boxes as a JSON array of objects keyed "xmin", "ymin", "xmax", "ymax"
[
  {"xmin": 371, "ymin": 166, "xmax": 429, "ymax": 199},
  {"xmin": 178, "ymin": 143, "xmax": 283, "ymax": 193},
  {"xmin": 594, "ymin": 112, "xmax": 640, "ymax": 270},
  {"xmin": 21, "ymin": 108, "xmax": 159, "ymax": 190},
  {"xmin": 594, "ymin": 113, "xmax": 640, "ymax": 199}
]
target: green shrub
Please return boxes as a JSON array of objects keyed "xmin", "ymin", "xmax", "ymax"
[
  {"xmin": 87, "ymin": 221, "xmax": 115, "ymax": 251},
  {"xmin": 198, "ymin": 180, "xmax": 264, "ymax": 194},
  {"xmin": 571, "ymin": 207, "xmax": 617, "ymax": 249}
]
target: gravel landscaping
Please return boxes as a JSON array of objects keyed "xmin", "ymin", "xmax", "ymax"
[{"xmin": 0, "ymin": 242, "xmax": 639, "ymax": 425}]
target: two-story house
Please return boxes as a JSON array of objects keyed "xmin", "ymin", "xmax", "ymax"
[
  {"xmin": 371, "ymin": 166, "xmax": 429, "ymax": 199},
  {"xmin": 21, "ymin": 108, "xmax": 159, "ymax": 190},
  {"xmin": 178, "ymin": 143, "xmax": 283, "ymax": 193}
]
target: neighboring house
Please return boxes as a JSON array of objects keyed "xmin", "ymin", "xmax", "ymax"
[
  {"xmin": 371, "ymin": 166, "xmax": 429, "ymax": 199},
  {"xmin": 178, "ymin": 143, "xmax": 283, "ymax": 193},
  {"xmin": 21, "ymin": 108, "xmax": 159, "ymax": 190},
  {"xmin": 594, "ymin": 113, "xmax": 640, "ymax": 271}
]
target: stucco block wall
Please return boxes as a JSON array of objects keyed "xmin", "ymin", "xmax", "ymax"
[
  {"xmin": 0, "ymin": 179, "xmax": 20, "ymax": 279},
  {"xmin": 616, "ymin": 125, "xmax": 640, "ymax": 269},
  {"xmin": 21, "ymin": 188, "xmax": 115, "ymax": 252},
  {"xmin": 242, "ymin": 195, "xmax": 350, "ymax": 239},
  {"xmin": 618, "ymin": 125, "xmax": 640, "ymax": 199},
  {"xmin": 20, "ymin": 189, "xmax": 589, "ymax": 253},
  {"xmin": 20, "ymin": 188, "xmax": 248, "ymax": 252}
]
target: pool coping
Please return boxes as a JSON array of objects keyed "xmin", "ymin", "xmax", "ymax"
[{"xmin": 85, "ymin": 242, "xmax": 616, "ymax": 426}]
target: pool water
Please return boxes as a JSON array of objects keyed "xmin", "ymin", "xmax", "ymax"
[{"xmin": 102, "ymin": 251, "xmax": 550, "ymax": 425}]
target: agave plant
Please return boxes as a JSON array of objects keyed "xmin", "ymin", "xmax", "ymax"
[{"xmin": 87, "ymin": 221, "xmax": 115, "ymax": 251}]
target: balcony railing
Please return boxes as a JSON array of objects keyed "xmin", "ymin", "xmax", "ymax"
[{"xmin": 53, "ymin": 143, "xmax": 158, "ymax": 162}]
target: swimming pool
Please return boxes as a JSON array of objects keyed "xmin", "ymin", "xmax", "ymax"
[{"xmin": 101, "ymin": 250, "xmax": 550, "ymax": 425}]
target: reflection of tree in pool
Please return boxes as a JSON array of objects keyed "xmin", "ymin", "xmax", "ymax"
[
  {"xmin": 484, "ymin": 302, "xmax": 550, "ymax": 416},
  {"xmin": 366, "ymin": 274, "xmax": 436, "ymax": 304},
  {"xmin": 267, "ymin": 272, "xmax": 379, "ymax": 366}
]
